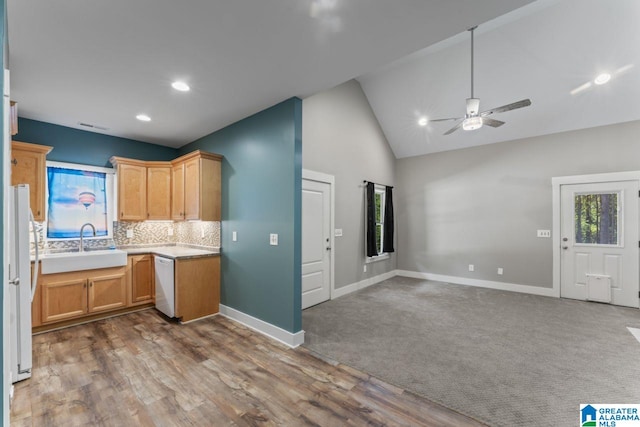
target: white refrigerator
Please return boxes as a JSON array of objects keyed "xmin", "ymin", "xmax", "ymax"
[{"xmin": 8, "ymin": 184, "xmax": 38, "ymax": 383}]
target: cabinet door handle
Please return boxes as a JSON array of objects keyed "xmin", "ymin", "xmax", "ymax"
[
  {"xmin": 89, "ymin": 281, "xmax": 93, "ymax": 288},
  {"xmin": 11, "ymin": 158, "xmax": 17, "ymax": 166},
  {"xmin": 120, "ymin": 212, "xmax": 124, "ymax": 218}
]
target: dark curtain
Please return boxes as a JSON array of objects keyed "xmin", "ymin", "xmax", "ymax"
[
  {"xmin": 365, "ymin": 182, "xmax": 377, "ymax": 257},
  {"xmin": 383, "ymin": 186, "xmax": 395, "ymax": 253}
]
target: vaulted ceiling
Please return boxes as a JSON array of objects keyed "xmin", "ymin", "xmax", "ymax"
[
  {"xmin": 8, "ymin": 1, "xmax": 639, "ymax": 159},
  {"xmin": 358, "ymin": 0, "xmax": 640, "ymax": 158}
]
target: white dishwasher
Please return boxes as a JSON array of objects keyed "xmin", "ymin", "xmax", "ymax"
[{"xmin": 154, "ymin": 256, "xmax": 175, "ymax": 317}]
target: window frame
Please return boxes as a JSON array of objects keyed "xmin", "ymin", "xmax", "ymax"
[
  {"xmin": 45, "ymin": 160, "xmax": 116, "ymax": 241},
  {"xmin": 366, "ymin": 184, "xmax": 390, "ymax": 263}
]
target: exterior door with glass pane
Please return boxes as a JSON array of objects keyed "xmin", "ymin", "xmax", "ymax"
[{"xmin": 560, "ymin": 181, "xmax": 639, "ymax": 308}]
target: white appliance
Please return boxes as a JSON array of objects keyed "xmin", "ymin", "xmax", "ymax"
[
  {"xmin": 8, "ymin": 184, "xmax": 39, "ymax": 383},
  {"xmin": 154, "ymin": 256, "xmax": 175, "ymax": 317}
]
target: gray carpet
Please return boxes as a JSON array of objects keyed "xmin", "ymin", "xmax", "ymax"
[{"xmin": 302, "ymin": 277, "xmax": 640, "ymax": 427}]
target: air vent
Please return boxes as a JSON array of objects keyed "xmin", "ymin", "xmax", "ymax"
[{"xmin": 78, "ymin": 122, "xmax": 109, "ymax": 131}]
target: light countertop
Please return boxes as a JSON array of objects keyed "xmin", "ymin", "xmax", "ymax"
[{"xmin": 122, "ymin": 245, "xmax": 220, "ymax": 259}]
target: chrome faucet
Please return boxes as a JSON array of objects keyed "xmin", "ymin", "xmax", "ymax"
[{"xmin": 79, "ymin": 223, "xmax": 96, "ymax": 252}]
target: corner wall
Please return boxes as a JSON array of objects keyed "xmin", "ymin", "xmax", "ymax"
[
  {"xmin": 179, "ymin": 98, "xmax": 302, "ymax": 334},
  {"xmin": 302, "ymin": 80, "xmax": 396, "ymax": 290},
  {"xmin": 396, "ymin": 120, "xmax": 640, "ymax": 288},
  {"xmin": 15, "ymin": 118, "xmax": 178, "ymax": 167}
]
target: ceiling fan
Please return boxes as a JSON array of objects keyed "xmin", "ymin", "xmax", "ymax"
[{"xmin": 431, "ymin": 26, "xmax": 531, "ymax": 135}]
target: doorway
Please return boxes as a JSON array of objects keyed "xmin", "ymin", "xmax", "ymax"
[
  {"xmin": 553, "ymin": 172, "xmax": 640, "ymax": 308},
  {"xmin": 301, "ymin": 170, "xmax": 334, "ymax": 309}
]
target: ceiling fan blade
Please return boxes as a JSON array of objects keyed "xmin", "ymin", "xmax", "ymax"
[
  {"xmin": 430, "ymin": 117, "xmax": 461, "ymax": 122},
  {"xmin": 443, "ymin": 121, "xmax": 463, "ymax": 135},
  {"xmin": 483, "ymin": 118, "xmax": 505, "ymax": 128},
  {"xmin": 480, "ymin": 99, "xmax": 531, "ymax": 116}
]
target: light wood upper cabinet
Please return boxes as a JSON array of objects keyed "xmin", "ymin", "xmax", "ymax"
[
  {"xmin": 11, "ymin": 141, "xmax": 53, "ymax": 221},
  {"xmin": 110, "ymin": 158, "xmax": 147, "ymax": 221},
  {"xmin": 172, "ymin": 151, "xmax": 222, "ymax": 221},
  {"xmin": 112, "ymin": 150, "xmax": 221, "ymax": 223},
  {"xmin": 128, "ymin": 254, "xmax": 154, "ymax": 305},
  {"xmin": 147, "ymin": 165, "xmax": 171, "ymax": 220},
  {"xmin": 171, "ymin": 162, "xmax": 185, "ymax": 221}
]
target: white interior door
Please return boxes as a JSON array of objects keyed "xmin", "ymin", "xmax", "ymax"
[
  {"xmin": 560, "ymin": 180, "xmax": 639, "ymax": 308},
  {"xmin": 302, "ymin": 178, "xmax": 331, "ymax": 309}
]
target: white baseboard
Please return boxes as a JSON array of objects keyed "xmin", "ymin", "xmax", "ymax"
[
  {"xmin": 397, "ymin": 270, "xmax": 557, "ymax": 298},
  {"xmin": 332, "ymin": 269, "xmax": 398, "ymax": 299},
  {"xmin": 219, "ymin": 305, "xmax": 305, "ymax": 348}
]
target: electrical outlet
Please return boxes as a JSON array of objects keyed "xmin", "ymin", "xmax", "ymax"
[
  {"xmin": 537, "ymin": 229, "xmax": 551, "ymax": 238},
  {"xmin": 126, "ymin": 229, "xmax": 134, "ymax": 238},
  {"xmin": 363, "ymin": 264, "xmax": 367, "ymax": 272},
  {"xmin": 468, "ymin": 264, "xmax": 474, "ymax": 272},
  {"xmin": 497, "ymin": 267, "xmax": 504, "ymax": 275},
  {"xmin": 167, "ymin": 228, "xmax": 174, "ymax": 236},
  {"xmin": 270, "ymin": 233, "xmax": 278, "ymax": 246},
  {"xmin": 232, "ymin": 231, "xmax": 237, "ymax": 242},
  {"xmin": 201, "ymin": 227, "xmax": 205, "ymax": 238}
]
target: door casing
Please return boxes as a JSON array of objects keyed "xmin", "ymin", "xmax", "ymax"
[
  {"xmin": 552, "ymin": 171, "xmax": 640, "ymax": 307},
  {"xmin": 302, "ymin": 169, "xmax": 335, "ymax": 309}
]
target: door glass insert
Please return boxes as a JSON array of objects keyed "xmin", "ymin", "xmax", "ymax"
[{"xmin": 574, "ymin": 192, "xmax": 619, "ymax": 245}]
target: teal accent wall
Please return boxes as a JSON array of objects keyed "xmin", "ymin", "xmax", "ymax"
[
  {"xmin": 180, "ymin": 98, "xmax": 302, "ymax": 333},
  {"xmin": 15, "ymin": 118, "xmax": 178, "ymax": 167}
]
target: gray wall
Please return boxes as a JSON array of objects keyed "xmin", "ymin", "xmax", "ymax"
[
  {"xmin": 303, "ymin": 80, "xmax": 396, "ymax": 289},
  {"xmin": 395, "ymin": 119, "xmax": 640, "ymax": 288}
]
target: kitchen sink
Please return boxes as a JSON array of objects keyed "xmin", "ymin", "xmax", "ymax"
[{"xmin": 41, "ymin": 249, "xmax": 127, "ymax": 274}]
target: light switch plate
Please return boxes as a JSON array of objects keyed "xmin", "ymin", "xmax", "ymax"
[
  {"xmin": 270, "ymin": 233, "xmax": 278, "ymax": 246},
  {"xmin": 334, "ymin": 228, "xmax": 343, "ymax": 237},
  {"xmin": 232, "ymin": 231, "xmax": 237, "ymax": 242},
  {"xmin": 497, "ymin": 267, "xmax": 504, "ymax": 275},
  {"xmin": 537, "ymin": 229, "xmax": 551, "ymax": 238},
  {"xmin": 126, "ymin": 229, "xmax": 134, "ymax": 238}
]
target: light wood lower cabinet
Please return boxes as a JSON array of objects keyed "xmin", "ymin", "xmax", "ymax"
[
  {"xmin": 128, "ymin": 254, "xmax": 154, "ymax": 305},
  {"xmin": 175, "ymin": 256, "xmax": 220, "ymax": 322},
  {"xmin": 40, "ymin": 267, "xmax": 127, "ymax": 324}
]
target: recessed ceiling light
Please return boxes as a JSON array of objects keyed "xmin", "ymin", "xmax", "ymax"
[
  {"xmin": 418, "ymin": 117, "xmax": 428, "ymax": 127},
  {"xmin": 594, "ymin": 73, "xmax": 611, "ymax": 85},
  {"xmin": 171, "ymin": 81, "xmax": 190, "ymax": 92},
  {"xmin": 136, "ymin": 114, "xmax": 151, "ymax": 122}
]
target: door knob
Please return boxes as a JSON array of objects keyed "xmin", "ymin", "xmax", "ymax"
[
  {"xmin": 562, "ymin": 246, "xmax": 568, "ymax": 250},
  {"xmin": 326, "ymin": 247, "xmax": 331, "ymax": 251},
  {"xmin": 562, "ymin": 237, "xmax": 568, "ymax": 242}
]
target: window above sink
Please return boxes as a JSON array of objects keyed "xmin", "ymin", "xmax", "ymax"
[{"xmin": 46, "ymin": 161, "xmax": 116, "ymax": 241}]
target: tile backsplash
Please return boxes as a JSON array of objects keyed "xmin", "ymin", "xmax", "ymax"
[{"xmin": 33, "ymin": 220, "xmax": 220, "ymax": 252}]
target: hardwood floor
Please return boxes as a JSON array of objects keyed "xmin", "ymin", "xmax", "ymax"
[{"xmin": 11, "ymin": 310, "xmax": 484, "ymax": 426}]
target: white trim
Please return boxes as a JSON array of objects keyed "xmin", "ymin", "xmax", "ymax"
[
  {"xmin": 551, "ymin": 171, "xmax": 640, "ymax": 186},
  {"xmin": 397, "ymin": 270, "xmax": 557, "ymax": 298},
  {"xmin": 302, "ymin": 169, "xmax": 335, "ymax": 301},
  {"xmin": 332, "ymin": 269, "xmax": 398, "ymax": 299},
  {"xmin": 365, "ymin": 253, "xmax": 390, "ymax": 264},
  {"xmin": 47, "ymin": 160, "xmax": 115, "ymax": 175},
  {"xmin": 551, "ymin": 171, "xmax": 640, "ymax": 303},
  {"xmin": 219, "ymin": 305, "xmax": 305, "ymax": 348}
]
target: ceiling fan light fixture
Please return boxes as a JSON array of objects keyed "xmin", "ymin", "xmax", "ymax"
[
  {"xmin": 594, "ymin": 73, "xmax": 611, "ymax": 85},
  {"xmin": 462, "ymin": 116, "xmax": 483, "ymax": 131},
  {"xmin": 171, "ymin": 81, "xmax": 191, "ymax": 92}
]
